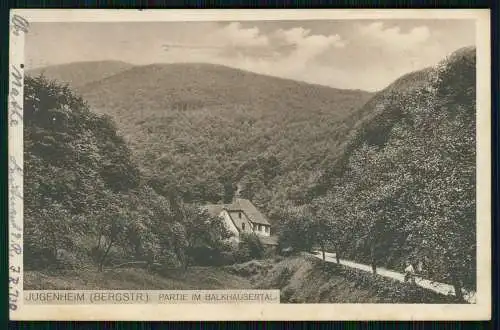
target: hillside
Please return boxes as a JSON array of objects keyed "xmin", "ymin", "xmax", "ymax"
[
  {"xmin": 251, "ymin": 255, "xmax": 459, "ymax": 303},
  {"xmin": 25, "ymin": 255, "xmax": 459, "ymax": 303},
  {"xmin": 23, "ymin": 48, "xmax": 476, "ymax": 303},
  {"xmin": 27, "ymin": 60, "xmax": 135, "ymax": 89},
  {"xmin": 309, "ymin": 66, "xmax": 436, "ymax": 191},
  {"xmin": 304, "ymin": 46, "xmax": 477, "ymax": 298},
  {"xmin": 317, "ymin": 47, "xmax": 475, "ymax": 183},
  {"xmin": 60, "ymin": 63, "xmax": 373, "ymax": 217},
  {"xmin": 24, "ymin": 74, "xmax": 233, "ymax": 275}
]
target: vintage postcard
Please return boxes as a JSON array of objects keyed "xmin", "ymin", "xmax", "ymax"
[{"xmin": 9, "ymin": 9, "xmax": 491, "ymax": 320}]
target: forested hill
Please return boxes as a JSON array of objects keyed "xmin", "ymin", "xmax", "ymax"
[
  {"xmin": 25, "ymin": 47, "xmax": 477, "ymax": 300},
  {"xmin": 32, "ymin": 62, "xmax": 372, "ymax": 219},
  {"xmin": 308, "ymin": 66, "xmax": 436, "ymax": 193},
  {"xmin": 314, "ymin": 46, "xmax": 475, "ymax": 188},
  {"xmin": 27, "ymin": 61, "xmax": 135, "ymax": 89},
  {"xmin": 289, "ymin": 46, "xmax": 476, "ymax": 298}
]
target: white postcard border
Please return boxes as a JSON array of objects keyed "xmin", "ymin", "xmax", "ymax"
[{"xmin": 9, "ymin": 9, "xmax": 491, "ymax": 321}]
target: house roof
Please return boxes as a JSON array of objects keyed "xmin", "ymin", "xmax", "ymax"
[
  {"xmin": 201, "ymin": 202, "xmax": 253, "ymax": 232},
  {"xmin": 202, "ymin": 198, "xmax": 271, "ymax": 226},
  {"xmin": 226, "ymin": 198, "xmax": 271, "ymax": 226},
  {"xmin": 202, "ymin": 204, "xmax": 227, "ymax": 218}
]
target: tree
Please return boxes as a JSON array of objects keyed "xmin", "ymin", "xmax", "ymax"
[
  {"xmin": 238, "ymin": 232, "xmax": 265, "ymax": 261},
  {"xmin": 277, "ymin": 206, "xmax": 317, "ymax": 253},
  {"xmin": 24, "ymin": 200, "xmax": 75, "ymax": 267},
  {"xmin": 181, "ymin": 205, "xmax": 233, "ymax": 266},
  {"xmin": 302, "ymin": 48, "xmax": 476, "ymax": 299}
]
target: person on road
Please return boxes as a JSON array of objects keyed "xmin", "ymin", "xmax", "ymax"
[
  {"xmin": 404, "ymin": 260, "xmax": 415, "ymax": 284},
  {"xmin": 416, "ymin": 259, "xmax": 425, "ymax": 279}
]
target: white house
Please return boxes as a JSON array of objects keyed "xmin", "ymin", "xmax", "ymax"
[{"xmin": 202, "ymin": 198, "xmax": 278, "ymax": 247}]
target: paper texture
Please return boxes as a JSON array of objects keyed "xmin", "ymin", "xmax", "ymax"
[{"xmin": 9, "ymin": 9, "xmax": 491, "ymax": 321}]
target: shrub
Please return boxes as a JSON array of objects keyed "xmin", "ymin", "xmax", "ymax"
[{"xmin": 238, "ymin": 232, "xmax": 265, "ymax": 261}]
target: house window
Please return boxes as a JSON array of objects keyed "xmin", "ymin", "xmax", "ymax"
[
  {"xmin": 265, "ymin": 226, "xmax": 269, "ymax": 233},
  {"xmin": 239, "ymin": 212, "xmax": 242, "ymax": 219},
  {"xmin": 242, "ymin": 223, "xmax": 245, "ymax": 230},
  {"xmin": 259, "ymin": 224, "xmax": 263, "ymax": 231}
]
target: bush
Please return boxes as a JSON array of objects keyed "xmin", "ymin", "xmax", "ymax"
[
  {"xmin": 263, "ymin": 246, "xmax": 277, "ymax": 259},
  {"xmin": 277, "ymin": 210, "xmax": 317, "ymax": 253},
  {"xmin": 54, "ymin": 249, "xmax": 95, "ymax": 271},
  {"xmin": 187, "ymin": 245, "xmax": 236, "ymax": 267},
  {"xmin": 234, "ymin": 244, "xmax": 251, "ymax": 263},
  {"xmin": 224, "ymin": 260, "xmax": 271, "ymax": 277},
  {"xmin": 237, "ymin": 233, "xmax": 265, "ymax": 262},
  {"xmin": 157, "ymin": 250, "xmax": 183, "ymax": 270}
]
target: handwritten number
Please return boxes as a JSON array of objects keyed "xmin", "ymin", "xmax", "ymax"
[
  {"xmin": 11, "ymin": 221, "xmax": 22, "ymax": 232},
  {"xmin": 10, "ymin": 243, "xmax": 22, "ymax": 254},
  {"xmin": 9, "ymin": 277, "xmax": 19, "ymax": 285},
  {"xmin": 9, "ymin": 303, "xmax": 17, "ymax": 311}
]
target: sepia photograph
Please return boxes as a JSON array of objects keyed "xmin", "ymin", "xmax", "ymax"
[{"xmin": 9, "ymin": 9, "xmax": 491, "ymax": 321}]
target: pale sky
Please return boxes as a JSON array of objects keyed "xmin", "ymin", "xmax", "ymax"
[{"xmin": 25, "ymin": 20, "xmax": 475, "ymax": 91}]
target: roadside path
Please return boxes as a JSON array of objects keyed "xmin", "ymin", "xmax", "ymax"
[{"xmin": 311, "ymin": 251, "xmax": 476, "ymax": 304}]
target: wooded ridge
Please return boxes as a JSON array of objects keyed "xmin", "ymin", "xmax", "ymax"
[{"xmin": 25, "ymin": 46, "xmax": 476, "ymax": 301}]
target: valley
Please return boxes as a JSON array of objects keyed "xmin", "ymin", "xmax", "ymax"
[{"xmin": 25, "ymin": 46, "xmax": 477, "ymax": 302}]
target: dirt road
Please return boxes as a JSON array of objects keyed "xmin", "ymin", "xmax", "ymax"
[{"xmin": 311, "ymin": 251, "xmax": 476, "ymax": 303}]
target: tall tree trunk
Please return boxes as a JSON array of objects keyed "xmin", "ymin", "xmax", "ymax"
[
  {"xmin": 48, "ymin": 218, "xmax": 58, "ymax": 263},
  {"xmin": 51, "ymin": 233, "xmax": 58, "ymax": 263},
  {"xmin": 370, "ymin": 245, "xmax": 377, "ymax": 275},
  {"xmin": 96, "ymin": 234, "xmax": 102, "ymax": 250},
  {"xmin": 453, "ymin": 279, "xmax": 464, "ymax": 302},
  {"xmin": 321, "ymin": 241, "xmax": 326, "ymax": 261}
]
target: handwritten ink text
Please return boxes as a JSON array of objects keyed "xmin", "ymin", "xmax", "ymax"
[{"xmin": 11, "ymin": 14, "xmax": 29, "ymax": 36}]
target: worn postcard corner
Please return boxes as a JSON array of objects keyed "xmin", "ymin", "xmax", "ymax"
[{"xmin": 9, "ymin": 9, "xmax": 491, "ymax": 321}]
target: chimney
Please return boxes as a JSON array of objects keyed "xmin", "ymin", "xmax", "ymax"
[{"xmin": 233, "ymin": 183, "xmax": 242, "ymax": 203}]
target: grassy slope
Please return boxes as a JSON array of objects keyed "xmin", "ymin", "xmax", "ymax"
[
  {"xmin": 24, "ymin": 266, "xmax": 252, "ymax": 290},
  {"xmin": 26, "ymin": 255, "xmax": 459, "ymax": 303},
  {"xmin": 228, "ymin": 255, "xmax": 459, "ymax": 303}
]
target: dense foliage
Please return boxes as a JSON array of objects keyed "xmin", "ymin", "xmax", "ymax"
[
  {"xmin": 24, "ymin": 75, "xmax": 232, "ymax": 271},
  {"xmin": 280, "ymin": 47, "xmax": 476, "ymax": 299},
  {"xmin": 71, "ymin": 63, "xmax": 372, "ymax": 218},
  {"xmin": 27, "ymin": 48, "xmax": 477, "ymax": 301},
  {"xmin": 235, "ymin": 232, "xmax": 266, "ymax": 262}
]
